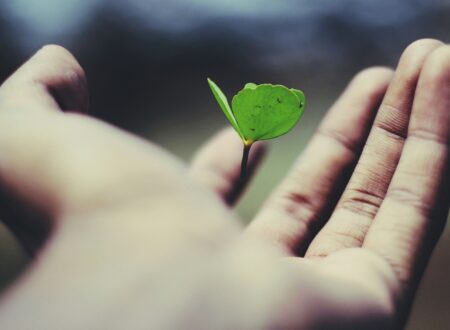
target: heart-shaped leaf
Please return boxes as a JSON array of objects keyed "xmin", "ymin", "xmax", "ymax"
[{"xmin": 232, "ymin": 84, "xmax": 305, "ymax": 142}]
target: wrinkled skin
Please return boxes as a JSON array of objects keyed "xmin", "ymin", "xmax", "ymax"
[{"xmin": 0, "ymin": 40, "xmax": 448, "ymax": 329}]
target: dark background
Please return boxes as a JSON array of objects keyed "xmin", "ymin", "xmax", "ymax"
[{"xmin": 0, "ymin": 1, "xmax": 449, "ymax": 328}]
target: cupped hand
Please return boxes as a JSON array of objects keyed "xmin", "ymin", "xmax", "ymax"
[{"xmin": 0, "ymin": 40, "xmax": 448, "ymax": 330}]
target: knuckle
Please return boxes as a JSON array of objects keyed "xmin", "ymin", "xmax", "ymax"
[
  {"xmin": 373, "ymin": 111, "xmax": 408, "ymax": 141},
  {"xmin": 339, "ymin": 187, "xmax": 384, "ymax": 218}
]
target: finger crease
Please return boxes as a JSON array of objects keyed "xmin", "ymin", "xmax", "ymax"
[
  {"xmin": 281, "ymin": 192, "xmax": 319, "ymax": 233},
  {"xmin": 373, "ymin": 122, "xmax": 407, "ymax": 142},
  {"xmin": 408, "ymin": 128, "xmax": 450, "ymax": 147},
  {"xmin": 339, "ymin": 187, "xmax": 384, "ymax": 218}
]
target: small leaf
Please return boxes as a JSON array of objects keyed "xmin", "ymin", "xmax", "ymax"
[
  {"xmin": 207, "ymin": 78, "xmax": 244, "ymax": 139},
  {"xmin": 231, "ymin": 84, "xmax": 305, "ymax": 141}
]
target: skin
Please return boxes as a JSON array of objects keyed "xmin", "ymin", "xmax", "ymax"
[{"xmin": 0, "ymin": 40, "xmax": 448, "ymax": 329}]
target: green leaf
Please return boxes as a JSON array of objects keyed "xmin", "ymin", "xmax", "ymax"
[
  {"xmin": 207, "ymin": 78, "xmax": 244, "ymax": 139},
  {"xmin": 231, "ymin": 84, "xmax": 305, "ymax": 141}
]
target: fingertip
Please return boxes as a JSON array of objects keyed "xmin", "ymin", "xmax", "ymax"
[
  {"xmin": 1, "ymin": 44, "xmax": 89, "ymax": 113},
  {"xmin": 420, "ymin": 45, "xmax": 450, "ymax": 86},
  {"xmin": 353, "ymin": 66, "xmax": 394, "ymax": 85},
  {"xmin": 34, "ymin": 44, "xmax": 89, "ymax": 112},
  {"xmin": 190, "ymin": 126, "xmax": 267, "ymax": 205},
  {"xmin": 409, "ymin": 44, "xmax": 450, "ymax": 144},
  {"xmin": 395, "ymin": 39, "xmax": 444, "ymax": 79}
]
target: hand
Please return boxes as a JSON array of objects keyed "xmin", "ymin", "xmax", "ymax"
[{"xmin": 0, "ymin": 40, "xmax": 448, "ymax": 329}]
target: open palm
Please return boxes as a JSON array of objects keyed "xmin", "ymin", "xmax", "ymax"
[{"xmin": 0, "ymin": 40, "xmax": 448, "ymax": 329}]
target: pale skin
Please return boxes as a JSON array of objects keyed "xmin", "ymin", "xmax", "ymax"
[{"xmin": 0, "ymin": 39, "xmax": 448, "ymax": 329}]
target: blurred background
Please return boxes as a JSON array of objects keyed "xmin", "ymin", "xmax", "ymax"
[{"xmin": 0, "ymin": 0, "xmax": 449, "ymax": 328}]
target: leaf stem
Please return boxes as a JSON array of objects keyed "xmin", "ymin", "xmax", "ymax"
[{"xmin": 240, "ymin": 142, "xmax": 252, "ymax": 182}]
